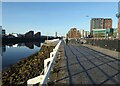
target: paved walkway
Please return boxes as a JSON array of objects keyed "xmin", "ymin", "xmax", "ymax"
[
  {"xmin": 83, "ymin": 44, "xmax": 120, "ymax": 60},
  {"xmin": 55, "ymin": 40, "xmax": 120, "ymax": 85}
]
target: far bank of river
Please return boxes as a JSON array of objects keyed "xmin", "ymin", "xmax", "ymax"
[{"xmin": 2, "ymin": 42, "xmax": 56, "ymax": 85}]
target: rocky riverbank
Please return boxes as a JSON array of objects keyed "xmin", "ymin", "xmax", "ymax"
[{"xmin": 2, "ymin": 43, "xmax": 55, "ymax": 85}]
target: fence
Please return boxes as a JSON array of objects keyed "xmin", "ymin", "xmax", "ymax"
[
  {"xmin": 85, "ymin": 38, "xmax": 120, "ymax": 52},
  {"xmin": 27, "ymin": 39, "xmax": 62, "ymax": 86}
]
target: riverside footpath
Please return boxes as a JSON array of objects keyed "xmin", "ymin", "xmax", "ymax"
[{"xmin": 51, "ymin": 39, "xmax": 120, "ymax": 85}]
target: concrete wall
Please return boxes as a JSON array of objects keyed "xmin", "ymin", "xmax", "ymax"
[{"xmin": 85, "ymin": 39, "xmax": 120, "ymax": 52}]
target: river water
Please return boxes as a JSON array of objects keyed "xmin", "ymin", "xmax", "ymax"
[{"xmin": 2, "ymin": 42, "xmax": 43, "ymax": 69}]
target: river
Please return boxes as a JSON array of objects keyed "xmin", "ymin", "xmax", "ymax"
[{"xmin": 2, "ymin": 41, "xmax": 43, "ymax": 69}]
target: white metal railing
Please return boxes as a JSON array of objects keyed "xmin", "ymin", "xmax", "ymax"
[
  {"xmin": 45, "ymin": 39, "xmax": 59, "ymax": 43},
  {"xmin": 27, "ymin": 39, "xmax": 62, "ymax": 86}
]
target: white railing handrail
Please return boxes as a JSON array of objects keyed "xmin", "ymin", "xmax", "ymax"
[
  {"xmin": 45, "ymin": 39, "xmax": 59, "ymax": 43},
  {"xmin": 27, "ymin": 39, "xmax": 62, "ymax": 86}
]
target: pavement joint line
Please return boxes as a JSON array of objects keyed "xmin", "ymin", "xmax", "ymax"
[
  {"xmin": 78, "ymin": 46, "xmax": 120, "ymax": 72},
  {"xmin": 72, "ymin": 45, "xmax": 119, "ymax": 84},
  {"xmin": 68, "ymin": 45, "xmax": 96, "ymax": 85}
]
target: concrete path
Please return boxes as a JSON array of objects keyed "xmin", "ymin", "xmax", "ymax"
[
  {"xmin": 55, "ymin": 40, "xmax": 120, "ymax": 85},
  {"xmin": 83, "ymin": 44, "xmax": 120, "ymax": 60}
]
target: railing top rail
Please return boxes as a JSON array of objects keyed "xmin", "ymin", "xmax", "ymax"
[{"xmin": 45, "ymin": 39, "xmax": 59, "ymax": 43}]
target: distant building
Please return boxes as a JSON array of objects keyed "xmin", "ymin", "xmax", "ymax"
[
  {"xmin": 112, "ymin": 28, "xmax": 118, "ymax": 38},
  {"xmin": 86, "ymin": 31, "xmax": 90, "ymax": 37},
  {"xmin": 104, "ymin": 19, "xmax": 112, "ymax": 29},
  {"xmin": 84, "ymin": 31, "xmax": 90, "ymax": 38},
  {"xmin": 90, "ymin": 18, "xmax": 104, "ymax": 32},
  {"xmin": 66, "ymin": 28, "xmax": 80, "ymax": 39},
  {"xmin": 92, "ymin": 28, "xmax": 114, "ymax": 38},
  {"xmin": 17, "ymin": 34, "xmax": 23, "ymax": 37},
  {"xmin": 80, "ymin": 30, "xmax": 84, "ymax": 38},
  {"xmin": 25, "ymin": 31, "xmax": 34, "ymax": 38},
  {"xmin": 55, "ymin": 32, "xmax": 57, "ymax": 37},
  {"xmin": 11, "ymin": 33, "xmax": 18, "ymax": 37},
  {"xmin": 35, "ymin": 32, "xmax": 41, "ymax": 38},
  {"xmin": 116, "ymin": 1, "xmax": 120, "ymax": 33},
  {"xmin": 10, "ymin": 33, "xmax": 23, "ymax": 38},
  {"xmin": 90, "ymin": 18, "xmax": 112, "ymax": 37},
  {"xmin": 7, "ymin": 34, "xmax": 15, "ymax": 38},
  {"xmin": 79, "ymin": 30, "xmax": 90, "ymax": 38},
  {"xmin": 2, "ymin": 29, "xmax": 6, "ymax": 36},
  {"xmin": 90, "ymin": 18, "xmax": 112, "ymax": 32}
]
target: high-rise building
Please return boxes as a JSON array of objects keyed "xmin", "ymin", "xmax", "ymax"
[
  {"xmin": 90, "ymin": 18, "xmax": 112, "ymax": 32},
  {"xmin": 90, "ymin": 18, "xmax": 104, "ymax": 32},
  {"xmin": 104, "ymin": 19, "xmax": 112, "ymax": 29},
  {"xmin": 116, "ymin": 1, "xmax": 120, "ymax": 33}
]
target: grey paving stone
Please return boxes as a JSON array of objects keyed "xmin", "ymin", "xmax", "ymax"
[
  {"xmin": 88, "ymin": 67, "xmax": 108, "ymax": 84},
  {"xmin": 104, "ymin": 57, "xmax": 116, "ymax": 61},
  {"xmin": 99, "ymin": 64, "xmax": 118, "ymax": 76},
  {"xmin": 83, "ymin": 44, "xmax": 119, "ymax": 60},
  {"xmin": 68, "ymin": 56, "xmax": 78, "ymax": 65},
  {"xmin": 90, "ymin": 58, "xmax": 104, "ymax": 65},
  {"xmin": 107, "ymin": 61, "xmax": 119, "ymax": 71},
  {"xmin": 85, "ymin": 55, "xmax": 96, "ymax": 60},
  {"xmin": 112, "ymin": 73, "xmax": 120, "ymax": 84},
  {"xmin": 78, "ymin": 56, "xmax": 88, "ymax": 62},
  {"xmin": 96, "ymin": 57, "xmax": 111, "ymax": 63},
  {"xmin": 80, "ymin": 60, "xmax": 95, "ymax": 70},
  {"xmin": 72, "ymin": 72, "xmax": 92, "ymax": 84},
  {"xmin": 69, "ymin": 63, "xmax": 83, "ymax": 75},
  {"xmin": 103, "ymin": 80, "xmax": 115, "ymax": 84}
]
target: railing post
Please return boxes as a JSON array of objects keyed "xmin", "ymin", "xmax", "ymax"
[{"xmin": 44, "ymin": 58, "xmax": 52, "ymax": 74}]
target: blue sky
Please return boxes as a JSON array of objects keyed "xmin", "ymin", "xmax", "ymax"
[{"xmin": 2, "ymin": 2, "xmax": 118, "ymax": 36}]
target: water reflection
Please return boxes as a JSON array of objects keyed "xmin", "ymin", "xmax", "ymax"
[
  {"xmin": 2, "ymin": 42, "xmax": 41, "ymax": 53},
  {"xmin": 25, "ymin": 43, "xmax": 34, "ymax": 49},
  {"xmin": 2, "ymin": 45, "xmax": 6, "ymax": 53},
  {"xmin": 2, "ymin": 41, "xmax": 43, "ymax": 69}
]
